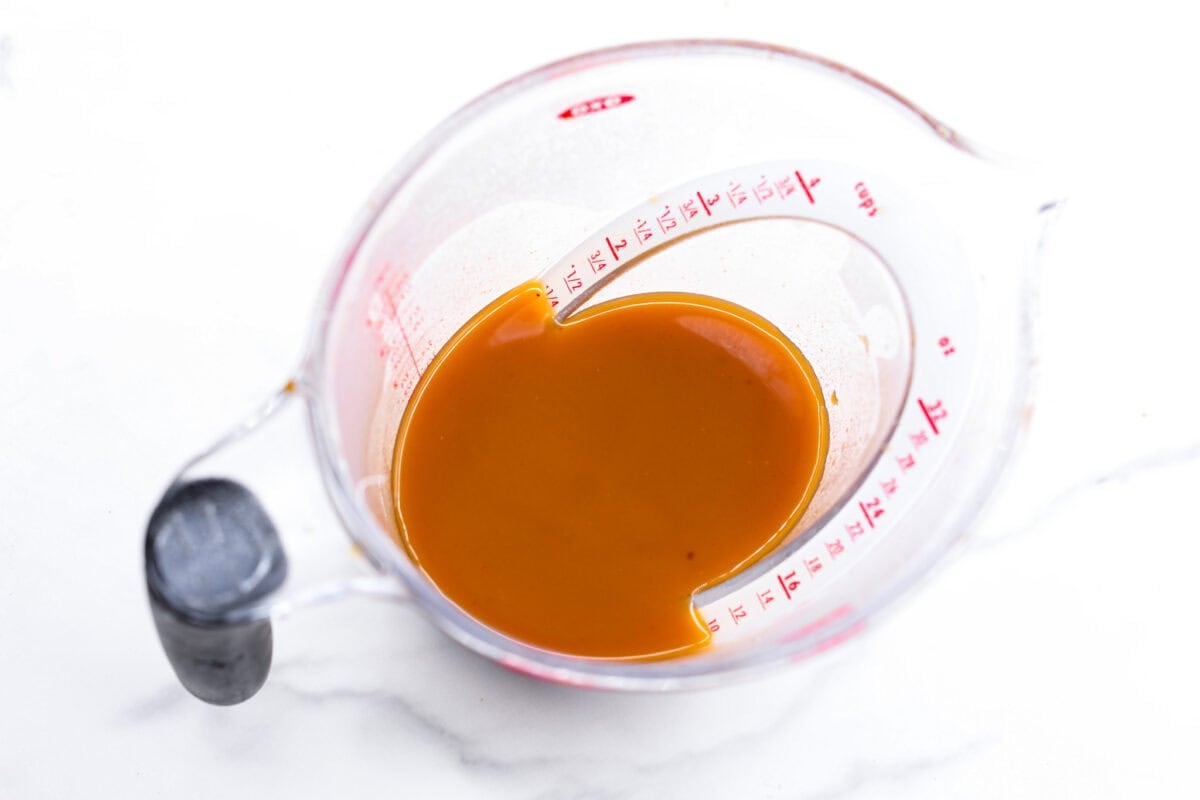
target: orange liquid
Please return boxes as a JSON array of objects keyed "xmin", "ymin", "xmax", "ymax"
[{"xmin": 392, "ymin": 282, "xmax": 828, "ymax": 659}]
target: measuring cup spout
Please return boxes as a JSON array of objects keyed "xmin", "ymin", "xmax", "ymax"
[{"xmin": 143, "ymin": 377, "xmax": 405, "ymax": 705}]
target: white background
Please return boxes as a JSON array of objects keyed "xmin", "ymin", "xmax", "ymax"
[{"xmin": 2, "ymin": 1, "xmax": 1198, "ymax": 797}]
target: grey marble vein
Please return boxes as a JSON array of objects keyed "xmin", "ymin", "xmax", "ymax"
[
  {"xmin": 790, "ymin": 738, "xmax": 991, "ymax": 800},
  {"xmin": 971, "ymin": 439, "xmax": 1200, "ymax": 551},
  {"xmin": 116, "ymin": 684, "xmax": 191, "ymax": 725},
  {"xmin": 264, "ymin": 655, "xmax": 845, "ymax": 792},
  {"xmin": 267, "ymin": 678, "xmax": 566, "ymax": 774}
]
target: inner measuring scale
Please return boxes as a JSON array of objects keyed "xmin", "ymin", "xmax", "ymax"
[{"xmin": 534, "ymin": 159, "xmax": 975, "ymax": 643}]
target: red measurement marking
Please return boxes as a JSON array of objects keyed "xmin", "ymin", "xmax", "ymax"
[
  {"xmin": 804, "ymin": 555, "xmax": 824, "ymax": 576},
  {"xmin": 605, "ymin": 236, "xmax": 627, "ymax": 261},
  {"xmin": 656, "ymin": 205, "xmax": 678, "ymax": 233},
  {"xmin": 374, "ymin": 274, "xmax": 400, "ymax": 321},
  {"xmin": 757, "ymin": 588, "xmax": 775, "ymax": 609},
  {"xmin": 563, "ymin": 265, "xmax": 583, "ymax": 294},
  {"xmin": 633, "ymin": 218, "xmax": 652, "ymax": 244},
  {"xmin": 777, "ymin": 570, "xmax": 800, "ymax": 599},
  {"xmin": 781, "ymin": 603, "xmax": 854, "ymax": 645},
  {"xmin": 896, "ymin": 453, "xmax": 916, "ymax": 472},
  {"xmin": 558, "ymin": 94, "xmax": 635, "ymax": 120},
  {"xmin": 587, "ymin": 249, "xmax": 608, "ymax": 273},
  {"xmin": 859, "ymin": 497, "xmax": 884, "ymax": 528},
  {"xmin": 845, "ymin": 520, "xmax": 866, "ymax": 541},
  {"xmin": 854, "ymin": 181, "xmax": 878, "ymax": 217},
  {"xmin": 707, "ymin": 617, "xmax": 720, "ymax": 633},
  {"xmin": 726, "ymin": 180, "xmax": 748, "ymax": 207},
  {"xmin": 696, "ymin": 191, "xmax": 713, "ymax": 216},
  {"xmin": 729, "ymin": 604, "xmax": 748, "ymax": 624},
  {"xmin": 881, "ymin": 477, "xmax": 899, "ymax": 497},
  {"xmin": 939, "ymin": 336, "xmax": 956, "ymax": 356},
  {"xmin": 918, "ymin": 398, "xmax": 948, "ymax": 435},
  {"xmin": 808, "ymin": 619, "xmax": 866, "ymax": 655},
  {"xmin": 795, "ymin": 170, "xmax": 816, "ymax": 204},
  {"xmin": 753, "ymin": 176, "xmax": 774, "ymax": 203},
  {"xmin": 365, "ymin": 265, "xmax": 424, "ymax": 379}
]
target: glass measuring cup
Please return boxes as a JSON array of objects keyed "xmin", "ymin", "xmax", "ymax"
[{"xmin": 144, "ymin": 40, "xmax": 1061, "ymax": 704}]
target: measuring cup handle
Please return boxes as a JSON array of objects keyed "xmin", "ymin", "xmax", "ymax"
[
  {"xmin": 147, "ymin": 594, "xmax": 276, "ymax": 706},
  {"xmin": 145, "ymin": 474, "xmax": 288, "ymax": 705},
  {"xmin": 143, "ymin": 379, "xmax": 401, "ymax": 705}
]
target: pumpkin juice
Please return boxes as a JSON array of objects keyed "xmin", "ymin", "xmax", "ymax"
[{"xmin": 391, "ymin": 282, "xmax": 828, "ymax": 658}]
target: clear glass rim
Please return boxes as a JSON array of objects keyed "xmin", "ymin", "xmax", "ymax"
[{"xmin": 300, "ymin": 39, "xmax": 1014, "ymax": 689}]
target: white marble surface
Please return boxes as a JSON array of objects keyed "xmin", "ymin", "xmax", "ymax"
[{"xmin": 3, "ymin": 2, "xmax": 1198, "ymax": 797}]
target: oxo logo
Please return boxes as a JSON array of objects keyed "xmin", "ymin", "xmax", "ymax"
[{"xmin": 558, "ymin": 94, "xmax": 635, "ymax": 119}]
